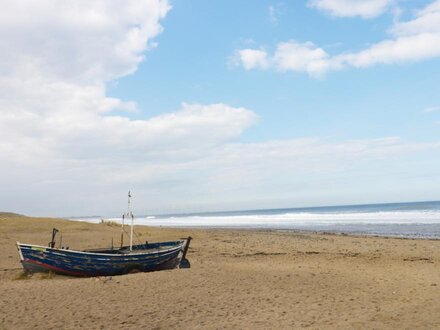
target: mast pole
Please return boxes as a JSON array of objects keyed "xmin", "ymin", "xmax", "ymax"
[
  {"xmin": 130, "ymin": 213, "xmax": 134, "ymax": 251},
  {"xmin": 128, "ymin": 191, "xmax": 133, "ymax": 251},
  {"xmin": 120, "ymin": 214, "xmax": 124, "ymax": 248}
]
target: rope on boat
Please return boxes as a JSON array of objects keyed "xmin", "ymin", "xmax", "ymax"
[{"xmin": 121, "ymin": 226, "xmax": 142, "ymax": 245}]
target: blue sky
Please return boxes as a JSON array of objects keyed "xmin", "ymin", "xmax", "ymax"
[
  {"xmin": 1, "ymin": 0, "xmax": 440, "ymax": 216},
  {"xmin": 110, "ymin": 0, "xmax": 439, "ymax": 142}
]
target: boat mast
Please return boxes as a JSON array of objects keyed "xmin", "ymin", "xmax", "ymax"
[
  {"xmin": 120, "ymin": 212, "xmax": 125, "ymax": 249},
  {"xmin": 128, "ymin": 191, "xmax": 134, "ymax": 251},
  {"xmin": 120, "ymin": 191, "xmax": 134, "ymax": 250}
]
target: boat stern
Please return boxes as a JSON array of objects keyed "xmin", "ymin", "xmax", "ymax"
[
  {"xmin": 16, "ymin": 241, "xmax": 24, "ymax": 262},
  {"xmin": 16, "ymin": 242, "xmax": 44, "ymax": 274},
  {"xmin": 179, "ymin": 236, "xmax": 192, "ymax": 269}
]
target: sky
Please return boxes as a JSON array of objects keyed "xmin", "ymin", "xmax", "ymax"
[{"xmin": 1, "ymin": 0, "xmax": 440, "ymax": 216}]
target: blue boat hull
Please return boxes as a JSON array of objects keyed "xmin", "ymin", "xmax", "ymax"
[{"xmin": 17, "ymin": 240, "xmax": 189, "ymax": 277}]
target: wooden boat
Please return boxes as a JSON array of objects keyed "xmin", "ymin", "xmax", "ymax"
[
  {"xmin": 16, "ymin": 192, "xmax": 191, "ymax": 277},
  {"xmin": 17, "ymin": 239, "xmax": 191, "ymax": 277}
]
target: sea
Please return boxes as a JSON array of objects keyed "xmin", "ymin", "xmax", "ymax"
[{"xmin": 73, "ymin": 201, "xmax": 440, "ymax": 239}]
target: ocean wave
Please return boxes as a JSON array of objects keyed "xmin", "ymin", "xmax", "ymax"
[{"xmin": 89, "ymin": 210, "xmax": 440, "ymax": 227}]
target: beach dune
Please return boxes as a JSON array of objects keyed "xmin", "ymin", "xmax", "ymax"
[{"xmin": 1, "ymin": 213, "xmax": 439, "ymax": 329}]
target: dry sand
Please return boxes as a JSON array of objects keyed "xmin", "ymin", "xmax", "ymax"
[{"xmin": 1, "ymin": 212, "xmax": 439, "ymax": 329}]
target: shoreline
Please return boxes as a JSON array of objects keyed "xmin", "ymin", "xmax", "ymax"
[{"xmin": 65, "ymin": 216, "xmax": 440, "ymax": 241}]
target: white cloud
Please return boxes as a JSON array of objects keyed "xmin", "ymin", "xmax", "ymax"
[
  {"xmin": 2, "ymin": 1, "xmax": 440, "ymax": 216},
  {"xmin": 333, "ymin": 0, "xmax": 440, "ymax": 68},
  {"xmin": 0, "ymin": 0, "xmax": 171, "ymax": 84},
  {"xmin": 167, "ymin": 136, "xmax": 440, "ymax": 212},
  {"xmin": 269, "ymin": 3, "xmax": 286, "ymax": 25},
  {"xmin": 424, "ymin": 106, "xmax": 440, "ymax": 112},
  {"xmin": 273, "ymin": 41, "xmax": 334, "ymax": 77},
  {"xmin": 269, "ymin": 5, "xmax": 278, "ymax": 24},
  {"xmin": 0, "ymin": 77, "xmax": 257, "ymax": 165},
  {"xmin": 236, "ymin": 41, "xmax": 337, "ymax": 77},
  {"xmin": 207, "ymin": 138, "xmax": 440, "ymax": 178},
  {"xmin": 391, "ymin": 1, "xmax": 440, "ymax": 36},
  {"xmin": 0, "ymin": 0, "xmax": 263, "ymax": 215},
  {"xmin": 234, "ymin": 1, "xmax": 440, "ymax": 76},
  {"xmin": 335, "ymin": 33, "xmax": 440, "ymax": 68},
  {"xmin": 0, "ymin": 0, "xmax": 173, "ymax": 164},
  {"xmin": 235, "ymin": 49, "xmax": 269, "ymax": 70},
  {"xmin": 308, "ymin": 0, "xmax": 394, "ymax": 19}
]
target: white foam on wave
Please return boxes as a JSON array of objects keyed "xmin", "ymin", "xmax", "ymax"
[{"xmin": 87, "ymin": 210, "xmax": 440, "ymax": 228}]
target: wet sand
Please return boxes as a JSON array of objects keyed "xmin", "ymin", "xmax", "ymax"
[{"xmin": 1, "ymin": 213, "xmax": 440, "ymax": 329}]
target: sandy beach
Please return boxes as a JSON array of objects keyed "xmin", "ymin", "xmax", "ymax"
[{"xmin": 1, "ymin": 213, "xmax": 440, "ymax": 329}]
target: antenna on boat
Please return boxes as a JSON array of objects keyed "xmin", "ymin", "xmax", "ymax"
[{"xmin": 127, "ymin": 190, "xmax": 131, "ymax": 215}]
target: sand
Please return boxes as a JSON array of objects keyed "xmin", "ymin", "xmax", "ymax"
[{"xmin": 1, "ymin": 213, "xmax": 440, "ymax": 329}]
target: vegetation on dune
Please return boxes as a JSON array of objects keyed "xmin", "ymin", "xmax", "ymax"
[
  {"xmin": 0, "ymin": 212, "xmax": 25, "ymax": 218},
  {"xmin": 100, "ymin": 220, "xmax": 119, "ymax": 227}
]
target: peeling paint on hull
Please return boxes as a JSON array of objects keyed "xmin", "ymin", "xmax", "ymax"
[{"xmin": 17, "ymin": 240, "xmax": 188, "ymax": 277}]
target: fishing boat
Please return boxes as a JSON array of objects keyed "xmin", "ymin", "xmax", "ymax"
[{"xmin": 16, "ymin": 192, "xmax": 191, "ymax": 277}]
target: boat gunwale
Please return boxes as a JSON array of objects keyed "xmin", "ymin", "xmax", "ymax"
[{"xmin": 17, "ymin": 240, "xmax": 185, "ymax": 257}]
